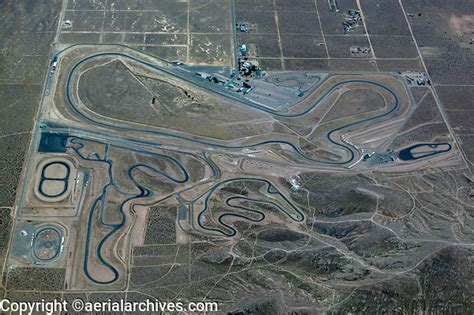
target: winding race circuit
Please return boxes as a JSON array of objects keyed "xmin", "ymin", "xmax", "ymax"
[{"xmin": 10, "ymin": 44, "xmax": 457, "ymax": 289}]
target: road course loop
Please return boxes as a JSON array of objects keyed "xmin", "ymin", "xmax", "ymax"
[{"xmin": 63, "ymin": 50, "xmax": 401, "ymax": 166}]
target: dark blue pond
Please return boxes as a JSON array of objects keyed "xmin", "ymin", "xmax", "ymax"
[
  {"xmin": 38, "ymin": 132, "xmax": 69, "ymax": 153},
  {"xmin": 398, "ymin": 143, "xmax": 451, "ymax": 161}
]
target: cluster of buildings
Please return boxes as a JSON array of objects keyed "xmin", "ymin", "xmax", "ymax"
[
  {"xmin": 191, "ymin": 20, "xmax": 268, "ymax": 97},
  {"xmin": 237, "ymin": 22, "xmax": 249, "ymax": 33},
  {"xmin": 195, "ymin": 71, "xmax": 254, "ymax": 95},
  {"xmin": 236, "ymin": 23, "xmax": 263, "ymax": 78},
  {"xmin": 61, "ymin": 19, "xmax": 72, "ymax": 29},
  {"xmin": 350, "ymin": 46, "xmax": 371, "ymax": 58},
  {"xmin": 343, "ymin": 9, "xmax": 362, "ymax": 34},
  {"xmin": 362, "ymin": 151, "xmax": 397, "ymax": 165},
  {"xmin": 327, "ymin": 1, "xmax": 363, "ymax": 34},
  {"xmin": 401, "ymin": 71, "xmax": 431, "ymax": 86}
]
